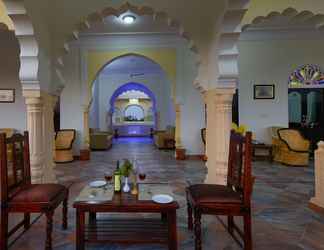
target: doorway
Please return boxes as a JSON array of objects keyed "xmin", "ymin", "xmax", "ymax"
[{"xmin": 288, "ymin": 88, "xmax": 324, "ymax": 151}]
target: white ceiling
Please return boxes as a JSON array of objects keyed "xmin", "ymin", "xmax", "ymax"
[
  {"xmin": 81, "ymin": 12, "xmax": 178, "ymax": 35},
  {"xmin": 100, "ymin": 54, "xmax": 164, "ymax": 75}
]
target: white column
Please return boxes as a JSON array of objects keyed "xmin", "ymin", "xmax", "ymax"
[
  {"xmin": 42, "ymin": 94, "xmax": 57, "ymax": 183},
  {"xmin": 310, "ymin": 141, "xmax": 324, "ymax": 210},
  {"xmin": 204, "ymin": 88, "xmax": 235, "ymax": 185},
  {"xmin": 82, "ymin": 105, "xmax": 90, "ymax": 150},
  {"xmin": 175, "ymin": 103, "xmax": 183, "ymax": 149},
  {"xmin": 24, "ymin": 90, "xmax": 57, "ymax": 183},
  {"xmin": 24, "ymin": 91, "xmax": 45, "ymax": 183}
]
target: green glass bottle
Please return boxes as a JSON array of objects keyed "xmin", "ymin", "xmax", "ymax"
[{"xmin": 114, "ymin": 160, "xmax": 121, "ymax": 192}]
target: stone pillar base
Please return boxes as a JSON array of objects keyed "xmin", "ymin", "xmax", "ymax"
[
  {"xmin": 176, "ymin": 148, "xmax": 186, "ymax": 160},
  {"xmin": 309, "ymin": 200, "xmax": 324, "ymax": 215},
  {"xmin": 80, "ymin": 149, "xmax": 91, "ymax": 161}
]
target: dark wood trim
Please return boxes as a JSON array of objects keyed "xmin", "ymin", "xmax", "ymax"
[
  {"xmin": 253, "ymin": 84, "xmax": 275, "ymax": 100},
  {"xmin": 0, "ymin": 89, "xmax": 15, "ymax": 103}
]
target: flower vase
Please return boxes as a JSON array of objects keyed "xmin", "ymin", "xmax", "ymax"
[{"xmin": 123, "ymin": 177, "xmax": 130, "ymax": 193}]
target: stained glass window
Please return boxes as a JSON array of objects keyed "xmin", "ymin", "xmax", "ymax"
[{"xmin": 288, "ymin": 64, "xmax": 324, "ymax": 87}]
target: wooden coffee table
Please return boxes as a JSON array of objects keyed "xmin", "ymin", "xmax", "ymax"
[{"xmin": 73, "ymin": 187, "xmax": 179, "ymax": 250}]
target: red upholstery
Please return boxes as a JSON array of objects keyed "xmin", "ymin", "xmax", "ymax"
[
  {"xmin": 188, "ymin": 184, "xmax": 242, "ymax": 204},
  {"xmin": 11, "ymin": 184, "xmax": 67, "ymax": 203}
]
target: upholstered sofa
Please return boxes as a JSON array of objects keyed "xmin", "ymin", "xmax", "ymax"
[
  {"xmin": 275, "ymin": 128, "xmax": 310, "ymax": 166},
  {"xmin": 90, "ymin": 130, "xmax": 113, "ymax": 150},
  {"xmin": 54, "ymin": 129, "xmax": 76, "ymax": 163},
  {"xmin": 154, "ymin": 126, "xmax": 175, "ymax": 149},
  {"xmin": 0, "ymin": 128, "xmax": 16, "ymax": 162}
]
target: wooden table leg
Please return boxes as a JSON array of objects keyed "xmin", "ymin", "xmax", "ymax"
[
  {"xmin": 167, "ymin": 210, "xmax": 178, "ymax": 250},
  {"xmin": 89, "ymin": 212, "xmax": 96, "ymax": 224},
  {"xmin": 161, "ymin": 212, "xmax": 167, "ymax": 222},
  {"xmin": 76, "ymin": 209, "xmax": 85, "ymax": 250}
]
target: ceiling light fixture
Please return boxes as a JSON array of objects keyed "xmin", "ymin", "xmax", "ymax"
[{"xmin": 122, "ymin": 15, "xmax": 136, "ymax": 24}]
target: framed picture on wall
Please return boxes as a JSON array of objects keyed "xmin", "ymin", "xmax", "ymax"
[
  {"xmin": 253, "ymin": 85, "xmax": 275, "ymax": 100},
  {"xmin": 0, "ymin": 89, "xmax": 15, "ymax": 103}
]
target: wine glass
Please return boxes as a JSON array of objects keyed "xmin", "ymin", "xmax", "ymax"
[
  {"xmin": 138, "ymin": 165, "xmax": 146, "ymax": 181},
  {"xmin": 104, "ymin": 171, "xmax": 113, "ymax": 190}
]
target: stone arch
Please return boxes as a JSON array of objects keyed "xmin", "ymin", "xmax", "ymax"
[
  {"xmin": 54, "ymin": 2, "xmax": 202, "ymax": 91},
  {"xmin": 87, "ymin": 52, "xmax": 176, "ymax": 106},
  {"xmin": 242, "ymin": 7, "xmax": 324, "ymax": 31},
  {"xmin": 2, "ymin": 0, "xmax": 39, "ymax": 86},
  {"xmin": 109, "ymin": 82, "xmax": 157, "ymax": 113},
  {"xmin": 214, "ymin": 0, "xmax": 251, "ymax": 88}
]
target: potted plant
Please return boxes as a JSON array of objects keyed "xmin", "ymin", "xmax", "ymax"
[{"xmin": 120, "ymin": 159, "xmax": 133, "ymax": 192}]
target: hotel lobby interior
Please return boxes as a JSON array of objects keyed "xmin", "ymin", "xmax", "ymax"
[{"xmin": 1, "ymin": 0, "xmax": 324, "ymax": 249}]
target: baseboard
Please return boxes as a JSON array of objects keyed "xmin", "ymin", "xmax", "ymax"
[{"xmin": 186, "ymin": 155, "xmax": 206, "ymax": 161}]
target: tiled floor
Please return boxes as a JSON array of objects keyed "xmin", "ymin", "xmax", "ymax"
[{"xmin": 8, "ymin": 138, "xmax": 324, "ymax": 250}]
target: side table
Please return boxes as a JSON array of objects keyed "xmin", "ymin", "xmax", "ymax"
[{"xmin": 252, "ymin": 143, "xmax": 273, "ymax": 162}]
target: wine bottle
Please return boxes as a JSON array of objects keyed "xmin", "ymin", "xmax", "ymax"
[{"xmin": 114, "ymin": 160, "xmax": 121, "ymax": 192}]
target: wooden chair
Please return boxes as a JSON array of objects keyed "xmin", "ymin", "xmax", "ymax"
[
  {"xmin": 186, "ymin": 131, "xmax": 253, "ymax": 250},
  {"xmin": 0, "ymin": 132, "xmax": 69, "ymax": 250}
]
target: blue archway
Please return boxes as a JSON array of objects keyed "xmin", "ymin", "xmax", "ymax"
[
  {"xmin": 109, "ymin": 82, "xmax": 158, "ymax": 134},
  {"xmin": 109, "ymin": 82, "xmax": 157, "ymax": 113}
]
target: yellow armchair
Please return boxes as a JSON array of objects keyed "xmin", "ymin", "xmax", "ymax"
[
  {"xmin": 276, "ymin": 128, "xmax": 310, "ymax": 166},
  {"xmin": 154, "ymin": 126, "xmax": 175, "ymax": 149},
  {"xmin": 54, "ymin": 129, "xmax": 76, "ymax": 163},
  {"xmin": 90, "ymin": 131, "xmax": 113, "ymax": 150}
]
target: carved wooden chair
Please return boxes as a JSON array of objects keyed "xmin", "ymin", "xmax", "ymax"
[
  {"xmin": 186, "ymin": 131, "xmax": 253, "ymax": 250},
  {"xmin": 0, "ymin": 132, "xmax": 69, "ymax": 250}
]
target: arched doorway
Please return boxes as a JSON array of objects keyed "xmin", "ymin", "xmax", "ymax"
[
  {"xmin": 109, "ymin": 82, "xmax": 157, "ymax": 137},
  {"xmin": 88, "ymin": 54, "xmax": 175, "ymax": 143}
]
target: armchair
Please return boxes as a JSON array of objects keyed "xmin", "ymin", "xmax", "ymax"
[
  {"xmin": 269, "ymin": 126, "xmax": 285, "ymax": 162},
  {"xmin": 276, "ymin": 128, "xmax": 310, "ymax": 166},
  {"xmin": 54, "ymin": 129, "xmax": 76, "ymax": 163},
  {"xmin": 90, "ymin": 130, "xmax": 113, "ymax": 150},
  {"xmin": 153, "ymin": 125, "xmax": 175, "ymax": 149}
]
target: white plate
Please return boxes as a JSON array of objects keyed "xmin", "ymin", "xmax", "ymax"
[
  {"xmin": 89, "ymin": 180, "xmax": 107, "ymax": 188},
  {"xmin": 152, "ymin": 194, "xmax": 173, "ymax": 204}
]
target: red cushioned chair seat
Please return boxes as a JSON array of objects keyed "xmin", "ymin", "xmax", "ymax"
[
  {"xmin": 11, "ymin": 184, "xmax": 67, "ymax": 203},
  {"xmin": 188, "ymin": 184, "xmax": 242, "ymax": 204}
]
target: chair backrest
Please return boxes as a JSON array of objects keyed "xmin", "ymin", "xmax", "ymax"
[
  {"xmin": 227, "ymin": 130, "xmax": 253, "ymax": 206},
  {"xmin": 55, "ymin": 129, "xmax": 76, "ymax": 149},
  {"xmin": 277, "ymin": 128, "xmax": 310, "ymax": 151},
  {"xmin": 0, "ymin": 132, "xmax": 31, "ymax": 203}
]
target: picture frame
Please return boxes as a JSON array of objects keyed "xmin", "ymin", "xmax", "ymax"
[
  {"xmin": 0, "ymin": 89, "xmax": 15, "ymax": 103},
  {"xmin": 253, "ymin": 85, "xmax": 275, "ymax": 100}
]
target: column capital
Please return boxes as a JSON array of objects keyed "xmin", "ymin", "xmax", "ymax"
[
  {"xmin": 203, "ymin": 87, "xmax": 236, "ymax": 105},
  {"xmin": 82, "ymin": 104, "xmax": 90, "ymax": 113}
]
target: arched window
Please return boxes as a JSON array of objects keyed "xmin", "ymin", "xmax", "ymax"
[
  {"xmin": 124, "ymin": 105, "xmax": 145, "ymax": 121},
  {"xmin": 289, "ymin": 64, "xmax": 324, "ymax": 87}
]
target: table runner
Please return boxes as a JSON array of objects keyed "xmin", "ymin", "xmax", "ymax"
[
  {"xmin": 138, "ymin": 183, "xmax": 174, "ymax": 201},
  {"xmin": 75, "ymin": 184, "xmax": 114, "ymax": 202}
]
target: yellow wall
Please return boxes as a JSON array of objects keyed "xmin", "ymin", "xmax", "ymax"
[
  {"xmin": 0, "ymin": 1, "xmax": 14, "ymax": 29},
  {"xmin": 87, "ymin": 48, "xmax": 177, "ymax": 93}
]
